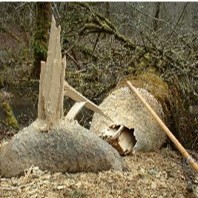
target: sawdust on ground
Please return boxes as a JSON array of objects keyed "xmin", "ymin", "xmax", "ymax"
[{"xmin": 0, "ymin": 147, "xmax": 193, "ymax": 198}]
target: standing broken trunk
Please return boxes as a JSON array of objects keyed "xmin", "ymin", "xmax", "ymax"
[{"xmin": 36, "ymin": 16, "xmax": 65, "ymax": 131}]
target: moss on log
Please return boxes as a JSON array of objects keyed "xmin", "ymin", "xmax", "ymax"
[{"xmin": 117, "ymin": 72, "xmax": 171, "ymax": 118}]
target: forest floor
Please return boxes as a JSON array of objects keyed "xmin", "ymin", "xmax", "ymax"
[{"xmin": 0, "ymin": 143, "xmax": 194, "ymax": 198}]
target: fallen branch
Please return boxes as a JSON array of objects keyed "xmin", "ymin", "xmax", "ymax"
[
  {"xmin": 78, "ymin": 3, "xmax": 136, "ymax": 51},
  {"xmin": 66, "ymin": 52, "xmax": 81, "ymax": 70}
]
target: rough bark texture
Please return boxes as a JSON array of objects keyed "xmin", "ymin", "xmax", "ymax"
[{"xmin": 0, "ymin": 120, "xmax": 125, "ymax": 178}]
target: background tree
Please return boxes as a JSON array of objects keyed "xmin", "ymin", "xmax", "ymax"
[
  {"xmin": 153, "ymin": 2, "xmax": 161, "ymax": 31},
  {"xmin": 32, "ymin": 2, "xmax": 52, "ymax": 78}
]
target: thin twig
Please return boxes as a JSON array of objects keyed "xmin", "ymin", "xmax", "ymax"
[
  {"xmin": 163, "ymin": 2, "xmax": 189, "ymax": 48},
  {"xmin": 65, "ymin": 52, "xmax": 81, "ymax": 70},
  {"xmin": 65, "ymin": 37, "xmax": 81, "ymax": 54},
  {"xmin": 92, "ymin": 33, "xmax": 101, "ymax": 54}
]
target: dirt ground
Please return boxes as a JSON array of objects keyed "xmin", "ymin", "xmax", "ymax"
[{"xmin": 0, "ymin": 146, "xmax": 194, "ymax": 198}]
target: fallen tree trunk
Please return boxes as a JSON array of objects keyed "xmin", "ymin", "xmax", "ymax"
[{"xmin": 90, "ymin": 72, "xmax": 170, "ymax": 154}]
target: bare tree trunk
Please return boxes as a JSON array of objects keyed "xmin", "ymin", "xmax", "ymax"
[
  {"xmin": 191, "ymin": 3, "xmax": 198, "ymax": 31},
  {"xmin": 105, "ymin": 2, "xmax": 110, "ymax": 19},
  {"xmin": 32, "ymin": 2, "xmax": 52, "ymax": 79},
  {"xmin": 153, "ymin": 2, "xmax": 161, "ymax": 32}
]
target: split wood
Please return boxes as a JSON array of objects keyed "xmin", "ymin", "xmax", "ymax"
[
  {"xmin": 127, "ymin": 81, "xmax": 198, "ymax": 173},
  {"xmin": 64, "ymin": 81, "xmax": 114, "ymax": 122}
]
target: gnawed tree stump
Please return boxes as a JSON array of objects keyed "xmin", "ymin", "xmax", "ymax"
[
  {"xmin": 90, "ymin": 72, "xmax": 169, "ymax": 154},
  {"xmin": 0, "ymin": 16, "xmax": 125, "ymax": 177},
  {"xmin": 0, "ymin": 120, "xmax": 124, "ymax": 177},
  {"xmin": 35, "ymin": 15, "xmax": 65, "ymax": 131}
]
